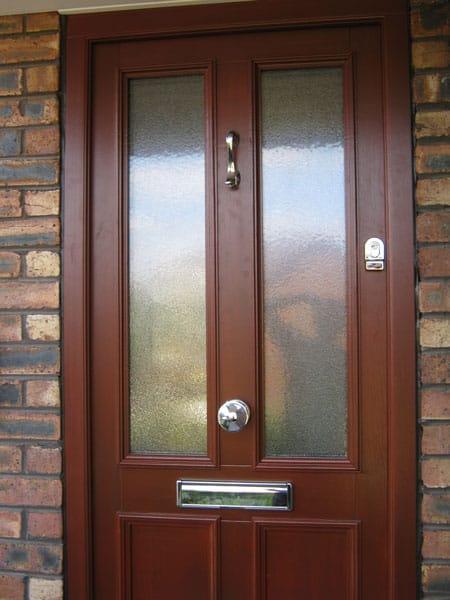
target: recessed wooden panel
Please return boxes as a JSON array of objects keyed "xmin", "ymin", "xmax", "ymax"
[
  {"xmin": 255, "ymin": 519, "xmax": 359, "ymax": 599},
  {"xmin": 119, "ymin": 513, "xmax": 219, "ymax": 599}
]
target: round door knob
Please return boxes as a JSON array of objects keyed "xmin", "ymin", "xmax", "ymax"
[{"xmin": 217, "ymin": 399, "xmax": 250, "ymax": 432}]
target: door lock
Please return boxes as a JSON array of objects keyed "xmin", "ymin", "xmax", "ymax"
[
  {"xmin": 217, "ymin": 399, "xmax": 250, "ymax": 432},
  {"xmin": 365, "ymin": 237, "xmax": 385, "ymax": 271}
]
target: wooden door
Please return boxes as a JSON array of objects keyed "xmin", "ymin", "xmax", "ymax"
[{"xmin": 64, "ymin": 8, "xmax": 416, "ymax": 599}]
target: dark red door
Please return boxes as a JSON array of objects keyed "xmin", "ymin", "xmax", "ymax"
[{"xmin": 86, "ymin": 24, "xmax": 399, "ymax": 599}]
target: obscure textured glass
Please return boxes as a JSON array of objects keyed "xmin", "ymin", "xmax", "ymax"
[
  {"xmin": 262, "ymin": 68, "xmax": 348, "ymax": 457},
  {"xmin": 128, "ymin": 76, "xmax": 207, "ymax": 454}
]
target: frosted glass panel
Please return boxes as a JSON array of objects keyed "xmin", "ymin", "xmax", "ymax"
[
  {"xmin": 262, "ymin": 68, "xmax": 348, "ymax": 457},
  {"xmin": 128, "ymin": 75, "xmax": 207, "ymax": 454}
]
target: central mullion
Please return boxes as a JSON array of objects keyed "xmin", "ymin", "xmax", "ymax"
[{"xmin": 216, "ymin": 58, "xmax": 257, "ymax": 467}]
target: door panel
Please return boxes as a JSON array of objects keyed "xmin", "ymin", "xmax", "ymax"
[{"xmin": 90, "ymin": 25, "xmax": 388, "ymax": 599}]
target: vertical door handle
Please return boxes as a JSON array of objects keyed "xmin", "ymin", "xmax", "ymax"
[{"xmin": 224, "ymin": 131, "xmax": 241, "ymax": 189}]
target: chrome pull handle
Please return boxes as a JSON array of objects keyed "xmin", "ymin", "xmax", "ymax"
[{"xmin": 224, "ymin": 130, "xmax": 241, "ymax": 189}]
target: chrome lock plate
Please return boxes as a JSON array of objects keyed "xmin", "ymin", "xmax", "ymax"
[
  {"xmin": 365, "ymin": 237, "xmax": 385, "ymax": 271},
  {"xmin": 217, "ymin": 399, "xmax": 250, "ymax": 432}
]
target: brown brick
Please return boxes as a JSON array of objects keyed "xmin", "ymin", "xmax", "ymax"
[
  {"xmin": 422, "ymin": 564, "xmax": 450, "ymax": 594},
  {"xmin": 417, "ymin": 211, "xmax": 450, "ymax": 242},
  {"xmin": 26, "ymin": 65, "xmax": 59, "ymax": 94},
  {"xmin": 420, "ymin": 281, "xmax": 450, "ymax": 312},
  {"xmin": 411, "ymin": 4, "xmax": 450, "ymax": 37},
  {"xmin": 0, "ymin": 574, "xmax": 25, "ymax": 600},
  {"xmin": 25, "ymin": 380, "xmax": 59, "ymax": 408},
  {"xmin": 0, "ymin": 541, "xmax": 62, "ymax": 574},
  {"xmin": 418, "ymin": 246, "xmax": 450, "ymax": 277},
  {"xmin": 416, "ymin": 110, "xmax": 450, "ymax": 138},
  {"xmin": 417, "ymin": 178, "xmax": 450, "ymax": 206},
  {"xmin": 0, "ymin": 315, "xmax": 21, "ymax": 342},
  {"xmin": 416, "ymin": 145, "xmax": 450, "ymax": 174},
  {"xmin": 0, "ymin": 511, "xmax": 21, "ymax": 538},
  {"xmin": 0, "ymin": 412, "xmax": 59, "ymax": 440},
  {"xmin": 0, "ymin": 282, "xmax": 58, "ymax": 310},
  {"xmin": 25, "ymin": 446, "xmax": 61, "ymax": 474},
  {"xmin": 0, "ymin": 446, "xmax": 22, "ymax": 474},
  {"xmin": 0, "ymin": 16, "xmax": 23, "ymax": 35},
  {"xmin": 412, "ymin": 40, "xmax": 450, "ymax": 69},
  {"xmin": 0, "ymin": 477, "xmax": 61, "ymax": 507},
  {"xmin": 421, "ymin": 352, "xmax": 450, "ymax": 383},
  {"xmin": 26, "ymin": 13, "xmax": 60, "ymax": 33},
  {"xmin": 0, "ymin": 346, "xmax": 60, "ymax": 375},
  {"xmin": 422, "ymin": 388, "xmax": 450, "ymax": 419},
  {"xmin": 26, "ymin": 315, "xmax": 59, "ymax": 342},
  {"xmin": 0, "ymin": 34, "xmax": 59, "ymax": 65},
  {"xmin": 27, "ymin": 510, "xmax": 62, "ymax": 539},
  {"xmin": 423, "ymin": 423, "xmax": 450, "ymax": 454},
  {"xmin": 422, "ymin": 457, "xmax": 450, "ymax": 487},
  {"xmin": 0, "ymin": 68, "xmax": 23, "ymax": 97},
  {"xmin": 0, "ymin": 158, "xmax": 59, "ymax": 186},
  {"xmin": 0, "ymin": 97, "xmax": 58, "ymax": 128},
  {"xmin": 0, "ymin": 381, "xmax": 21, "ymax": 407},
  {"xmin": 24, "ymin": 190, "xmax": 58, "ymax": 217},
  {"xmin": 420, "ymin": 317, "xmax": 450, "ymax": 347},
  {"xmin": 24, "ymin": 127, "xmax": 60, "ymax": 156},
  {"xmin": 0, "ymin": 218, "xmax": 59, "ymax": 248},
  {"xmin": 423, "ymin": 529, "xmax": 450, "ymax": 559},
  {"xmin": 414, "ymin": 72, "xmax": 450, "ymax": 103},
  {"xmin": 0, "ymin": 189, "xmax": 21, "ymax": 217},
  {"xmin": 29, "ymin": 577, "xmax": 63, "ymax": 600},
  {"xmin": 26, "ymin": 251, "xmax": 60, "ymax": 277},
  {"xmin": 422, "ymin": 493, "xmax": 450, "ymax": 524},
  {"xmin": 0, "ymin": 252, "xmax": 21, "ymax": 278}
]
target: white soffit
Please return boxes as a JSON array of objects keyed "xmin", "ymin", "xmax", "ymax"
[{"xmin": 0, "ymin": 0, "xmax": 254, "ymax": 16}]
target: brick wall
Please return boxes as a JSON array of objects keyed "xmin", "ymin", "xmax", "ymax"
[
  {"xmin": 0, "ymin": 13, "xmax": 62, "ymax": 600},
  {"xmin": 412, "ymin": 0, "xmax": 450, "ymax": 597}
]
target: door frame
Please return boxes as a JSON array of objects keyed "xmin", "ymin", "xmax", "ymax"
[{"xmin": 63, "ymin": 1, "xmax": 416, "ymax": 598}]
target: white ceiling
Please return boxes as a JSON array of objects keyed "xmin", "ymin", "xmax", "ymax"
[{"xmin": 0, "ymin": 0, "xmax": 251, "ymax": 16}]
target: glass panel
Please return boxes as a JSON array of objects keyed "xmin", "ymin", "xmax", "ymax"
[
  {"xmin": 261, "ymin": 68, "xmax": 347, "ymax": 457},
  {"xmin": 128, "ymin": 75, "xmax": 207, "ymax": 454}
]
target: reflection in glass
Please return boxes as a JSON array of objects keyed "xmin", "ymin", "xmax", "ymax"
[
  {"xmin": 128, "ymin": 75, "xmax": 207, "ymax": 454},
  {"xmin": 262, "ymin": 68, "xmax": 348, "ymax": 457}
]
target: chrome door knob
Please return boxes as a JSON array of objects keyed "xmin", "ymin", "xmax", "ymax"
[{"xmin": 217, "ymin": 399, "xmax": 250, "ymax": 432}]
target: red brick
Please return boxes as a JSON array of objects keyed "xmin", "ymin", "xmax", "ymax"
[
  {"xmin": 414, "ymin": 72, "xmax": 450, "ymax": 104},
  {"xmin": 26, "ymin": 13, "xmax": 60, "ymax": 33},
  {"xmin": 422, "ymin": 493, "xmax": 450, "ymax": 524},
  {"xmin": 0, "ymin": 34, "xmax": 59, "ymax": 65},
  {"xmin": 0, "ymin": 158, "xmax": 59, "ymax": 186},
  {"xmin": 0, "ymin": 189, "xmax": 21, "ymax": 217},
  {"xmin": 0, "ymin": 68, "xmax": 23, "ymax": 97},
  {"xmin": 0, "ymin": 574, "xmax": 25, "ymax": 600},
  {"xmin": 0, "ymin": 541, "xmax": 62, "ymax": 574},
  {"xmin": 0, "ymin": 477, "xmax": 61, "ymax": 507},
  {"xmin": 423, "ymin": 423, "xmax": 450, "ymax": 454},
  {"xmin": 416, "ymin": 178, "xmax": 450, "ymax": 206},
  {"xmin": 421, "ymin": 352, "xmax": 450, "ymax": 384},
  {"xmin": 420, "ymin": 317, "xmax": 450, "ymax": 348},
  {"xmin": 0, "ymin": 511, "xmax": 21, "ymax": 538},
  {"xmin": 0, "ymin": 97, "xmax": 59, "ymax": 128},
  {"xmin": 412, "ymin": 40, "xmax": 450, "ymax": 69},
  {"xmin": 416, "ymin": 145, "xmax": 450, "ymax": 174},
  {"xmin": 0, "ymin": 446, "xmax": 22, "ymax": 474},
  {"xmin": 24, "ymin": 127, "xmax": 60, "ymax": 156},
  {"xmin": 0, "ymin": 315, "xmax": 21, "ymax": 342},
  {"xmin": 0, "ymin": 16, "xmax": 23, "ymax": 35},
  {"xmin": 411, "ymin": 4, "xmax": 450, "ymax": 37},
  {"xmin": 415, "ymin": 110, "xmax": 450, "ymax": 138},
  {"xmin": 26, "ymin": 65, "xmax": 59, "ymax": 94},
  {"xmin": 0, "ymin": 412, "xmax": 59, "ymax": 440},
  {"xmin": 422, "ymin": 564, "xmax": 450, "ymax": 594},
  {"xmin": 418, "ymin": 246, "xmax": 450, "ymax": 277},
  {"xmin": 422, "ymin": 529, "xmax": 450, "ymax": 559},
  {"xmin": 0, "ymin": 381, "xmax": 22, "ymax": 407},
  {"xmin": 27, "ymin": 510, "xmax": 62, "ymax": 539},
  {"xmin": 0, "ymin": 346, "xmax": 60, "ymax": 375},
  {"xmin": 0, "ymin": 282, "xmax": 59, "ymax": 310},
  {"xmin": 422, "ymin": 388, "xmax": 450, "ymax": 419},
  {"xmin": 417, "ymin": 211, "xmax": 450, "ymax": 243},
  {"xmin": 419, "ymin": 281, "xmax": 450, "ymax": 312},
  {"xmin": 422, "ymin": 458, "xmax": 450, "ymax": 487},
  {"xmin": 25, "ymin": 380, "xmax": 59, "ymax": 408},
  {"xmin": 0, "ymin": 252, "xmax": 21, "ymax": 278},
  {"xmin": 25, "ymin": 446, "xmax": 61, "ymax": 474}
]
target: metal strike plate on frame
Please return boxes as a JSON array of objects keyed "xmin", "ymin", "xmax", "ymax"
[
  {"xmin": 365, "ymin": 238, "xmax": 385, "ymax": 271},
  {"xmin": 177, "ymin": 480, "xmax": 293, "ymax": 511}
]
